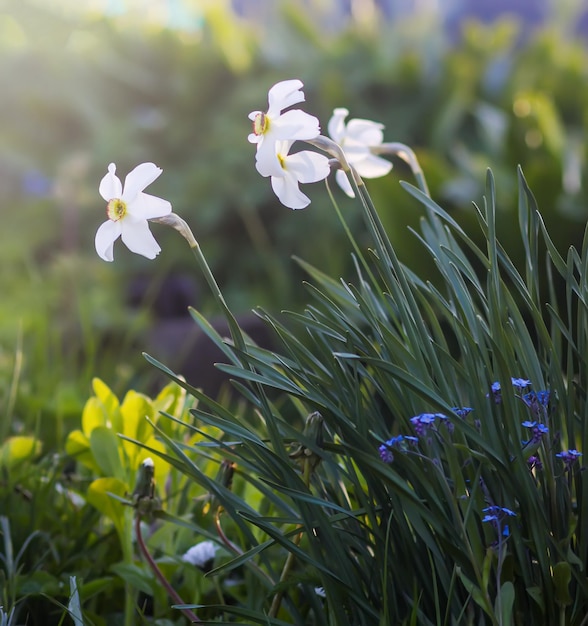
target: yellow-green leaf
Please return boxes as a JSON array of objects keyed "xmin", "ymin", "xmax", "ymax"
[
  {"xmin": 90, "ymin": 426, "xmax": 125, "ymax": 480},
  {"xmin": 121, "ymin": 390, "xmax": 154, "ymax": 443},
  {"xmin": 0, "ymin": 436, "xmax": 41, "ymax": 470},
  {"xmin": 65, "ymin": 430, "xmax": 100, "ymax": 473},
  {"xmin": 86, "ymin": 477, "xmax": 129, "ymax": 539}
]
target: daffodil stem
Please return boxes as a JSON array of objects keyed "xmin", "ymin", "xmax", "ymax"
[
  {"xmin": 155, "ymin": 212, "xmax": 246, "ymax": 354},
  {"xmin": 135, "ymin": 514, "xmax": 200, "ymax": 623},
  {"xmin": 376, "ymin": 142, "xmax": 430, "ymax": 196},
  {"xmin": 189, "ymin": 243, "xmax": 246, "ymax": 355},
  {"xmin": 268, "ymin": 458, "xmax": 312, "ymax": 618}
]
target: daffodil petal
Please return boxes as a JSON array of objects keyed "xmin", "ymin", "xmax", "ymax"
[
  {"xmin": 267, "ymin": 79, "xmax": 304, "ymax": 116},
  {"xmin": 121, "ymin": 219, "xmax": 161, "ymax": 259},
  {"xmin": 345, "ymin": 118, "xmax": 385, "ymax": 145},
  {"xmin": 327, "ymin": 108, "xmax": 349, "ymax": 144},
  {"xmin": 95, "ymin": 219, "xmax": 122, "ymax": 262},
  {"xmin": 127, "ymin": 192, "xmax": 172, "ymax": 220},
  {"xmin": 255, "ymin": 151, "xmax": 283, "ymax": 178},
  {"xmin": 99, "ymin": 163, "xmax": 122, "ymax": 202},
  {"xmin": 122, "ymin": 163, "xmax": 163, "ymax": 202},
  {"xmin": 272, "ymin": 109, "xmax": 320, "ymax": 140},
  {"xmin": 335, "ymin": 169, "xmax": 355, "ymax": 198},
  {"xmin": 354, "ymin": 153, "xmax": 393, "ymax": 179},
  {"xmin": 255, "ymin": 139, "xmax": 292, "ymax": 178},
  {"xmin": 271, "ymin": 173, "xmax": 311, "ymax": 210},
  {"xmin": 339, "ymin": 140, "xmax": 372, "ymax": 163},
  {"xmin": 283, "ymin": 150, "xmax": 330, "ymax": 184}
]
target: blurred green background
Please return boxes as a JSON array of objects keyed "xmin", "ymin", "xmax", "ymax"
[{"xmin": 2, "ymin": 0, "xmax": 588, "ymax": 443}]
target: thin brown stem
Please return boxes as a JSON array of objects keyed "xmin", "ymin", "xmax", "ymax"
[
  {"xmin": 214, "ymin": 511, "xmax": 274, "ymax": 585},
  {"xmin": 135, "ymin": 514, "xmax": 200, "ymax": 623}
]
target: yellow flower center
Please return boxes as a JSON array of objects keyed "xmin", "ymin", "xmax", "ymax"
[
  {"xmin": 106, "ymin": 198, "xmax": 127, "ymax": 221},
  {"xmin": 252, "ymin": 112, "xmax": 268, "ymax": 136},
  {"xmin": 277, "ymin": 152, "xmax": 286, "ymax": 169}
]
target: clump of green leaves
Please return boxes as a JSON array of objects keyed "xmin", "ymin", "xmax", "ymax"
[{"xmin": 138, "ymin": 162, "xmax": 588, "ymax": 625}]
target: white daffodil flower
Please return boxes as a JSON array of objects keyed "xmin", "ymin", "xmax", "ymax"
[
  {"xmin": 182, "ymin": 540, "xmax": 217, "ymax": 570},
  {"xmin": 95, "ymin": 162, "xmax": 172, "ymax": 262},
  {"xmin": 256, "ymin": 139, "xmax": 330, "ymax": 210},
  {"xmin": 248, "ymin": 79, "xmax": 321, "ymax": 168},
  {"xmin": 327, "ymin": 107, "xmax": 393, "ymax": 197}
]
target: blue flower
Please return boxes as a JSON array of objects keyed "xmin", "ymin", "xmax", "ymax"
[
  {"xmin": 378, "ymin": 435, "xmax": 419, "ymax": 463},
  {"xmin": 556, "ymin": 449, "xmax": 582, "ymax": 470},
  {"xmin": 522, "ymin": 420, "xmax": 549, "ymax": 444},
  {"xmin": 488, "ymin": 382, "xmax": 502, "ymax": 403},
  {"xmin": 452, "ymin": 407, "xmax": 473, "ymax": 418},
  {"xmin": 527, "ymin": 455, "xmax": 543, "ymax": 470},
  {"xmin": 410, "ymin": 413, "xmax": 446, "ymax": 437},
  {"xmin": 378, "ymin": 444, "xmax": 394, "ymax": 464},
  {"xmin": 482, "ymin": 505, "xmax": 516, "ymax": 518},
  {"xmin": 488, "ymin": 378, "xmax": 532, "ymax": 403},
  {"xmin": 511, "ymin": 377, "xmax": 532, "ymax": 389},
  {"xmin": 482, "ymin": 506, "xmax": 516, "ymax": 541},
  {"xmin": 523, "ymin": 390, "xmax": 550, "ymax": 407}
]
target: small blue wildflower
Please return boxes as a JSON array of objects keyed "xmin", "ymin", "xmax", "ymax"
[
  {"xmin": 556, "ymin": 449, "xmax": 582, "ymax": 470},
  {"xmin": 511, "ymin": 377, "xmax": 532, "ymax": 389},
  {"xmin": 487, "ymin": 382, "xmax": 502, "ymax": 403},
  {"xmin": 527, "ymin": 455, "xmax": 543, "ymax": 471},
  {"xmin": 378, "ymin": 434, "xmax": 418, "ymax": 463},
  {"xmin": 482, "ymin": 506, "xmax": 516, "ymax": 542},
  {"xmin": 523, "ymin": 390, "xmax": 550, "ymax": 407},
  {"xmin": 378, "ymin": 444, "xmax": 394, "ymax": 464},
  {"xmin": 482, "ymin": 505, "xmax": 516, "ymax": 518},
  {"xmin": 410, "ymin": 413, "xmax": 438, "ymax": 437},
  {"xmin": 522, "ymin": 390, "xmax": 551, "ymax": 418},
  {"xmin": 522, "ymin": 420, "xmax": 549, "ymax": 445},
  {"xmin": 452, "ymin": 407, "xmax": 473, "ymax": 418}
]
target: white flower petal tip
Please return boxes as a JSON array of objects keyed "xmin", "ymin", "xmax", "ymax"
[
  {"xmin": 96, "ymin": 162, "xmax": 171, "ymax": 262},
  {"xmin": 142, "ymin": 457, "xmax": 154, "ymax": 467},
  {"xmin": 182, "ymin": 541, "xmax": 217, "ymax": 570},
  {"xmin": 327, "ymin": 108, "xmax": 392, "ymax": 195},
  {"xmin": 267, "ymin": 79, "xmax": 305, "ymax": 114}
]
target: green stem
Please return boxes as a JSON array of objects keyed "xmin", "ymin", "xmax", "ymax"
[
  {"xmin": 376, "ymin": 142, "xmax": 430, "ymax": 197},
  {"xmin": 122, "ymin": 507, "xmax": 136, "ymax": 626},
  {"xmin": 152, "ymin": 212, "xmax": 245, "ymax": 354},
  {"xmin": 135, "ymin": 514, "xmax": 200, "ymax": 623},
  {"xmin": 268, "ymin": 459, "xmax": 313, "ymax": 619}
]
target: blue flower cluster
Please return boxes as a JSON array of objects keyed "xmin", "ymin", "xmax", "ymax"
[
  {"xmin": 487, "ymin": 377, "xmax": 532, "ymax": 403},
  {"xmin": 378, "ymin": 377, "xmax": 583, "ymax": 476},
  {"xmin": 378, "ymin": 434, "xmax": 418, "ymax": 463},
  {"xmin": 556, "ymin": 449, "xmax": 582, "ymax": 470},
  {"xmin": 522, "ymin": 420, "xmax": 549, "ymax": 445},
  {"xmin": 482, "ymin": 505, "xmax": 516, "ymax": 538},
  {"xmin": 410, "ymin": 412, "xmax": 445, "ymax": 437}
]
